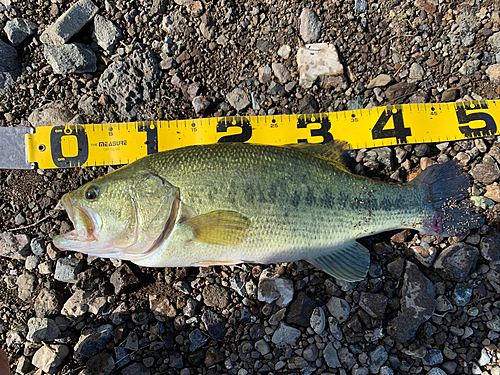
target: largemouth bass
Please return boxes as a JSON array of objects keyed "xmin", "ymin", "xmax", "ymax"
[{"xmin": 53, "ymin": 143, "xmax": 483, "ymax": 281}]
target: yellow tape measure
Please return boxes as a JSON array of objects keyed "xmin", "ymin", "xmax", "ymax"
[{"xmin": 26, "ymin": 100, "xmax": 500, "ymax": 169}]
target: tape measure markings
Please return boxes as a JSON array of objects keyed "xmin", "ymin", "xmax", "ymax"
[{"xmin": 25, "ymin": 100, "xmax": 500, "ymax": 169}]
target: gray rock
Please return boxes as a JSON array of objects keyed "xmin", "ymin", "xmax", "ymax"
[
  {"xmin": 123, "ymin": 332, "xmax": 139, "ymax": 351},
  {"xmin": 257, "ymin": 268, "xmax": 294, "ymax": 307},
  {"xmin": 441, "ymin": 88, "xmax": 460, "ymax": 102},
  {"xmin": 92, "ymin": 14, "xmax": 122, "ymax": 54},
  {"xmin": 423, "ymin": 349, "xmax": 443, "ymax": 366},
  {"xmin": 121, "ymin": 362, "xmax": 151, "ymax": 375},
  {"xmin": 271, "ymin": 322, "xmax": 301, "ymax": 346},
  {"xmin": 25, "ymin": 255, "xmax": 39, "ymax": 271},
  {"xmin": 355, "ymin": 0, "xmax": 368, "ymax": 13},
  {"xmin": 480, "ymin": 235, "xmax": 500, "ymax": 261},
  {"xmin": 162, "ymin": 10, "xmax": 187, "ymax": 35},
  {"xmin": 17, "ymin": 272, "xmax": 36, "ymax": 301},
  {"xmin": 110, "ymin": 264, "xmax": 139, "ymax": 294},
  {"xmin": 201, "ymin": 310, "xmax": 227, "ymax": 340},
  {"xmin": 380, "ymin": 366, "xmax": 394, "ymax": 375},
  {"xmin": 149, "ymin": 295, "xmax": 176, "ymax": 321},
  {"xmin": 428, "ymin": 368, "xmax": 447, "ymax": 375},
  {"xmin": 299, "ymin": 8, "xmax": 322, "ymax": 43},
  {"xmin": 86, "ymin": 352, "xmax": 115, "ymax": 375},
  {"xmin": 459, "ymin": 58, "xmax": 480, "ymax": 76},
  {"xmin": 435, "ymin": 295, "xmax": 453, "ymax": 312},
  {"xmin": 15, "ymin": 356, "xmax": 35, "ymax": 374},
  {"xmin": 28, "ymin": 100, "xmax": 77, "ymax": 126},
  {"xmin": 272, "ymin": 62, "xmax": 291, "ymax": 84},
  {"xmin": 199, "ymin": 14, "xmax": 216, "ymax": 40},
  {"xmin": 447, "ymin": 8, "xmax": 479, "ymax": 47},
  {"xmin": 388, "ymin": 262, "xmax": 436, "ymax": 342},
  {"xmin": 35, "ymin": 288, "xmax": 63, "ymax": 317},
  {"xmin": 375, "ymin": 147, "xmax": 394, "ymax": 169},
  {"xmin": 268, "ymin": 81, "xmax": 285, "ymax": 95},
  {"xmin": 189, "ymin": 328, "xmax": 208, "ymax": 351},
  {"xmin": 30, "ymin": 237, "xmax": 45, "ymax": 256},
  {"xmin": 470, "ymin": 155, "xmax": 500, "ymax": 185},
  {"xmin": 256, "ymin": 39, "xmax": 274, "ymax": 53},
  {"xmin": 192, "ymin": 96, "xmax": 210, "ymax": 113},
  {"xmin": 323, "ymin": 342, "xmax": 341, "ymax": 368},
  {"xmin": 488, "ymin": 32, "xmax": 500, "ymax": 53},
  {"xmin": 255, "ymin": 339, "xmax": 270, "ymax": 355},
  {"xmin": 97, "ymin": 49, "xmax": 161, "ymax": 115},
  {"xmin": 369, "ymin": 346, "xmax": 388, "ymax": 373},
  {"xmin": 226, "ymin": 88, "xmax": 251, "ymax": 112},
  {"xmin": 303, "ymin": 343, "xmax": 319, "ymax": 362},
  {"xmin": 61, "ymin": 289, "xmax": 91, "ymax": 318},
  {"xmin": 32, "ymin": 344, "xmax": 69, "ymax": 374},
  {"xmin": 202, "ymin": 284, "xmax": 229, "ymax": 308},
  {"xmin": 4, "ymin": 18, "xmax": 38, "ymax": 46},
  {"xmin": 43, "ymin": 43, "xmax": 97, "ymax": 74},
  {"xmin": 15, "ymin": 213, "xmax": 26, "ymax": 226},
  {"xmin": 40, "ymin": 0, "xmax": 99, "ymax": 45},
  {"xmin": 169, "ymin": 351, "xmax": 183, "ymax": 368},
  {"xmin": 6, "ymin": 324, "xmax": 27, "ymax": 347},
  {"xmin": 0, "ymin": 232, "xmax": 30, "ymax": 259},
  {"xmin": 27, "ymin": 318, "xmax": 60, "ymax": 342},
  {"xmin": 258, "ymin": 66, "xmax": 272, "ymax": 84},
  {"xmin": 487, "ymin": 315, "xmax": 500, "ymax": 331},
  {"xmin": 434, "ymin": 243, "xmax": 479, "ymax": 282},
  {"xmin": 414, "ymin": 144, "xmax": 430, "ymax": 157},
  {"xmin": 359, "ymin": 293, "xmax": 388, "ymax": 319},
  {"xmin": 367, "ymin": 74, "xmax": 394, "ymax": 88},
  {"xmin": 338, "ymin": 346, "xmax": 356, "ymax": 370},
  {"xmin": 0, "ymin": 38, "xmax": 22, "ymax": 95},
  {"xmin": 286, "ymin": 291, "xmax": 316, "ymax": 327},
  {"xmin": 453, "ymin": 284, "xmax": 472, "ymax": 306},
  {"xmin": 74, "ymin": 324, "xmax": 113, "ymax": 360},
  {"xmin": 54, "ymin": 254, "xmax": 84, "ymax": 283},
  {"xmin": 326, "ymin": 297, "xmax": 350, "ymax": 323},
  {"xmin": 310, "ymin": 306, "xmax": 326, "ymax": 334},
  {"xmin": 409, "ymin": 63, "xmax": 425, "ymax": 79}
]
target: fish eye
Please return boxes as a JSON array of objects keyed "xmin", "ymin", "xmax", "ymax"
[{"xmin": 84, "ymin": 186, "xmax": 99, "ymax": 201}]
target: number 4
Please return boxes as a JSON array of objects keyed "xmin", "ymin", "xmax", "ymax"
[{"xmin": 371, "ymin": 108, "xmax": 412, "ymax": 144}]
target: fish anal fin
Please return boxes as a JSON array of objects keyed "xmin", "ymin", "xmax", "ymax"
[
  {"xmin": 286, "ymin": 141, "xmax": 351, "ymax": 171},
  {"xmin": 180, "ymin": 210, "xmax": 251, "ymax": 246},
  {"xmin": 306, "ymin": 241, "xmax": 370, "ymax": 281}
]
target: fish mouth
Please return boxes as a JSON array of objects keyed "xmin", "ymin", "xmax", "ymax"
[{"xmin": 60, "ymin": 195, "xmax": 101, "ymax": 242}]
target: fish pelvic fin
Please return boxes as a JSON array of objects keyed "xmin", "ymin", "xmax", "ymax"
[
  {"xmin": 179, "ymin": 210, "xmax": 251, "ymax": 246},
  {"xmin": 286, "ymin": 141, "xmax": 352, "ymax": 172},
  {"xmin": 410, "ymin": 160, "xmax": 484, "ymax": 236},
  {"xmin": 306, "ymin": 241, "xmax": 370, "ymax": 281}
]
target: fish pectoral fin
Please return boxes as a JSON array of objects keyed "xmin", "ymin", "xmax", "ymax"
[
  {"xmin": 179, "ymin": 210, "xmax": 251, "ymax": 246},
  {"xmin": 306, "ymin": 241, "xmax": 370, "ymax": 281}
]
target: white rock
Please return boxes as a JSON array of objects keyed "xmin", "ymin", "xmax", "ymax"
[
  {"xmin": 297, "ymin": 43, "xmax": 343, "ymax": 88},
  {"xmin": 257, "ymin": 268, "xmax": 294, "ymax": 307}
]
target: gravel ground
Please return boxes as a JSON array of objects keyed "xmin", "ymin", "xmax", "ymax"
[{"xmin": 1, "ymin": 0, "xmax": 500, "ymax": 374}]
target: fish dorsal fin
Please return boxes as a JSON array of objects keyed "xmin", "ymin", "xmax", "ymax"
[
  {"xmin": 306, "ymin": 241, "xmax": 370, "ymax": 281},
  {"xmin": 287, "ymin": 141, "xmax": 351, "ymax": 172},
  {"xmin": 180, "ymin": 210, "xmax": 251, "ymax": 246}
]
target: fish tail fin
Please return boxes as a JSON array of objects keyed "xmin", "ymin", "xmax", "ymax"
[{"xmin": 410, "ymin": 160, "xmax": 484, "ymax": 237}]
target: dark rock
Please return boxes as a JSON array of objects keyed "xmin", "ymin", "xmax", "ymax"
[
  {"xmin": 434, "ymin": 243, "xmax": 479, "ymax": 282},
  {"xmin": 441, "ymin": 88, "xmax": 459, "ymax": 102},
  {"xmin": 121, "ymin": 362, "xmax": 151, "ymax": 375},
  {"xmin": 298, "ymin": 94, "xmax": 319, "ymax": 113},
  {"xmin": 74, "ymin": 324, "xmax": 113, "ymax": 360},
  {"xmin": 385, "ymin": 82, "xmax": 418, "ymax": 104},
  {"xmin": 201, "ymin": 310, "xmax": 227, "ymax": 340},
  {"xmin": 188, "ymin": 328, "xmax": 208, "ymax": 352},
  {"xmin": 470, "ymin": 155, "xmax": 500, "ymax": 185},
  {"xmin": 359, "ymin": 293, "xmax": 388, "ymax": 319},
  {"xmin": 388, "ymin": 262, "xmax": 436, "ymax": 342},
  {"xmin": 285, "ymin": 291, "xmax": 317, "ymax": 327},
  {"xmin": 0, "ymin": 40, "xmax": 22, "ymax": 95},
  {"xmin": 110, "ymin": 264, "xmax": 139, "ymax": 294},
  {"xmin": 86, "ymin": 352, "xmax": 115, "ymax": 375}
]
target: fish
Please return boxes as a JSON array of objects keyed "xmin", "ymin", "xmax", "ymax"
[{"xmin": 53, "ymin": 142, "xmax": 484, "ymax": 281}]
